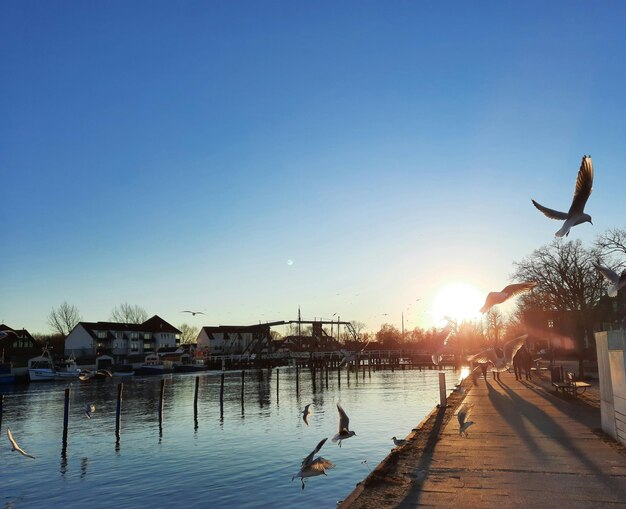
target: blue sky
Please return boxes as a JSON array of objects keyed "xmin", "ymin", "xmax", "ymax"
[{"xmin": 2, "ymin": 1, "xmax": 626, "ymax": 335}]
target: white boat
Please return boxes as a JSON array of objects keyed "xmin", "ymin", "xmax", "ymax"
[{"xmin": 28, "ymin": 348, "xmax": 81, "ymax": 382}]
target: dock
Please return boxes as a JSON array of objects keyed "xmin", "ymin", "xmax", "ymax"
[{"xmin": 340, "ymin": 370, "xmax": 626, "ymax": 508}]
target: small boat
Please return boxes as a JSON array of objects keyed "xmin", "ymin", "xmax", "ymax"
[
  {"xmin": 28, "ymin": 348, "xmax": 81, "ymax": 382},
  {"xmin": 134, "ymin": 353, "xmax": 174, "ymax": 376}
]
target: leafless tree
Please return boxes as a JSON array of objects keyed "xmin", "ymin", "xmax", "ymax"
[
  {"xmin": 48, "ymin": 302, "xmax": 82, "ymax": 336},
  {"xmin": 595, "ymin": 227, "xmax": 626, "ymax": 270},
  {"xmin": 110, "ymin": 303, "xmax": 148, "ymax": 324},
  {"xmin": 178, "ymin": 323, "xmax": 199, "ymax": 344},
  {"xmin": 484, "ymin": 308, "xmax": 505, "ymax": 344}
]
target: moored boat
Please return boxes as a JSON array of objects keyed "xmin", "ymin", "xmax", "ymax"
[{"xmin": 28, "ymin": 348, "xmax": 81, "ymax": 382}]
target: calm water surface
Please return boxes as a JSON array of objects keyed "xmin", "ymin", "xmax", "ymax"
[{"xmin": 1, "ymin": 367, "xmax": 458, "ymax": 508}]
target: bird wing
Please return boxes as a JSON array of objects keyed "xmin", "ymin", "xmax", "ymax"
[
  {"xmin": 308, "ymin": 457, "xmax": 335, "ymax": 472},
  {"xmin": 7, "ymin": 429, "xmax": 35, "ymax": 459},
  {"xmin": 181, "ymin": 311, "xmax": 192, "ymax": 314},
  {"xmin": 337, "ymin": 404, "xmax": 350, "ymax": 433},
  {"xmin": 467, "ymin": 348, "xmax": 497, "ymax": 365},
  {"xmin": 301, "ymin": 438, "xmax": 328, "ymax": 468},
  {"xmin": 479, "ymin": 292, "xmax": 500, "ymax": 314},
  {"xmin": 457, "ymin": 403, "xmax": 472, "ymax": 426},
  {"xmin": 532, "ymin": 199, "xmax": 568, "ymax": 220},
  {"xmin": 503, "ymin": 334, "xmax": 528, "ymax": 365},
  {"xmin": 501, "ymin": 281, "xmax": 537, "ymax": 298},
  {"xmin": 594, "ymin": 263, "xmax": 620, "ymax": 284},
  {"xmin": 568, "ymin": 155, "xmax": 593, "ymax": 215},
  {"xmin": 303, "ymin": 404, "xmax": 312, "ymax": 425},
  {"xmin": 357, "ymin": 338, "xmax": 372, "ymax": 354}
]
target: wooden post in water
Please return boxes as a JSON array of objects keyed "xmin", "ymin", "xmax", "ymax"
[
  {"xmin": 0, "ymin": 394, "xmax": 3, "ymax": 432},
  {"xmin": 220, "ymin": 372, "xmax": 225, "ymax": 417},
  {"xmin": 296, "ymin": 366, "xmax": 300, "ymax": 395},
  {"xmin": 347, "ymin": 365, "xmax": 350, "ymax": 384},
  {"xmin": 241, "ymin": 370, "xmax": 245, "ymax": 414},
  {"xmin": 439, "ymin": 372, "xmax": 447, "ymax": 408},
  {"xmin": 62, "ymin": 387, "xmax": 70, "ymax": 449},
  {"xmin": 194, "ymin": 376, "xmax": 199, "ymax": 420},
  {"xmin": 159, "ymin": 379, "xmax": 165, "ymax": 426},
  {"xmin": 115, "ymin": 383, "xmax": 123, "ymax": 440},
  {"xmin": 337, "ymin": 366, "xmax": 341, "ymax": 388},
  {"xmin": 276, "ymin": 369, "xmax": 279, "ymax": 399},
  {"xmin": 325, "ymin": 365, "xmax": 329, "ymax": 389}
]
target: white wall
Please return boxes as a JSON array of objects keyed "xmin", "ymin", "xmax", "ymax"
[
  {"xmin": 65, "ymin": 325, "xmax": 95, "ymax": 357},
  {"xmin": 595, "ymin": 329, "xmax": 626, "ymax": 445}
]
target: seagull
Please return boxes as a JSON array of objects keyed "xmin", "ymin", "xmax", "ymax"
[
  {"xmin": 532, "ymin": 155, "xmax": 594, "ymax": 237},
  {"xmin": 431, "ymin": 318, "xmax": 456, "ymax": 365},
  {"xmin": 181, "ymin": 310, "xmax": 205, "ymax": 316},
  {"xmin": 468, "ymin": 334, "xmax": 528, "ymax": 372},
  {"xmin": 593, "ymin": 263, "xmax": 626, "ymax": 298},
  {"xmin": 302, "ymin": 403, "xmax": 313, "ymax": 426},
  {"xmin": 457, "ymin": 403, "xmax": 475, "ymax": 437},
  {"xmin": 7, "ymin": 429, "xmax": 35, "ymax": 459},
  {"xmin": 391, "ymin": 436, "xmax": 407, "ymax": 447},
  {"xmin": 85, "ymin": 403, "xmax": 95, "ymax": 419},
  {"xmin": 332, "ymin": 404, "xmax": 356, "ymax": 447},
  {"xmin": 339, "ymin": 338, "xmax": 371, "ymax": 367},
  {"xmin": 480, "ymin": 282, "xmax": 537, "ymax": 314},
  {"xmin": 292, "ymin": 437, "xmax": 335, "ymax": 490}
]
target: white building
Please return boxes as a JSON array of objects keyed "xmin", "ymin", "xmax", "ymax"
[
  {"xmin": 65, "ymin": 315, "xmax": 181, "ymax": 361},
  {"xmin": 197, "ymin": 324, "xmax": 272, "ymax": 355}
]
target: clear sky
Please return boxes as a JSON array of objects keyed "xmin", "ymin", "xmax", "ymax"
[{"xmin": 2, "ymin": 1, "xmax": 626, "ymax": 335}]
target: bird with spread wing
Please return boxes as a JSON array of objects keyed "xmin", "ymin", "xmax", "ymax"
[
  {"xmin": 480, "ymin": 282, "xmax": 537, "ymax": 314},
  {"xmin": 332, "ymin": 403, "xmax": 356, "ymax": 447},
  {"xmin": 593, "ymin": 262, "xmax": 626, "ymax": 298},
  {"xmin": 7, "ymin": 429, "xmax": 35, "ymax": 459},
  {"xmin": 468, "ymin": 334, "xmax": 528, "ymax": 373},
  {"xmin": 292, "ymin": 437, "xmax": 335, "ymax": 490}
]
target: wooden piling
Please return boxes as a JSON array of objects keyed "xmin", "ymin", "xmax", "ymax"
[
  {"xmin": 194, "ymin": 376, "xmax": 199, "ymax": 420},
  {"xmin": 325, "ymin": 365, "xmax": 329, "ymax": 389},
  {"xmin": 220, "ymin": 372, "xmax": 225, "ymax": 415},
  {"xmin": 0, "ymin": 394, "xmax": 3, "ymax": 432},
  {"xmin": 337, "ymin": 367, "xmax": 341, "ymax": 388},
  {"xmin": 276, "ymin": 369, "xmax": 279, "ymax": 398},
  {"xmin": 159, "ymin": 379, "xmax": 165, "ymax": 426},
  {"xmin": 115, "ymin": 383, "xmax": 123, "ymax": 439},
  {"xmin": 62, "ymin": 387, "xmax": 70, "ymax": 448},
  {"xmin": 296, "ymin": 366, "xmax": 300, "ymax": 395}
]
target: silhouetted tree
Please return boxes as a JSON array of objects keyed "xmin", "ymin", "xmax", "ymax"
[
  {"xmin": 178, "ymin": 323, "xmax": 199, "ymax": 344},
  {"xmin": 48, "ymin": 302, "xmax": 82, "ymax": 336},
  {"xmin": 110, "ymin": 303, "xmax": 148, "ymax": 324}
]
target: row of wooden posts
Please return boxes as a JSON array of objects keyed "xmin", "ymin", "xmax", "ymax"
[{"xmin": 0, "ymin": 365, "xmax": 450, "ymax": 449}]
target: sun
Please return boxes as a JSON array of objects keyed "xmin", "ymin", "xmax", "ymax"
[{"xmin": 430, "ymin": 282, "xmax": 484, "ymax": 325}]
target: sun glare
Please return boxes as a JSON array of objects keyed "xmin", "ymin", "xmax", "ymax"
[{"xmin": 430, "ymin": 282, "xmax": 484, "ymax": 325}]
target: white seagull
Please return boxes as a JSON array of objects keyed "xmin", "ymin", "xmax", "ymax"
[
  {"xmin": 456, "ymin": 403, "xmax": 475, "ymax": 437},
  {"xmin": 7, "ymin": 429, "xmax": 35, "ymax": 459},
  {"xmin": 480, "ymin": 282, "xmax": 537, "ymax": 314},
  {"xmin": 302, "ymin": 403, "xmax": 313, "ymax": 426},
  {"xmin": 468, "ymin": 334, "xmax": 528, "ymax": 372},
  {"xmin": 181, "ymin": 310, "xmax": 205, "ymax": 316},
  {"xmin": 391, "ymin": 436, "xmax": 407, "ymax": 447},
  {"xmin": 593, "ymin": 263, "xmax": 626, "ymax": 298},
  {"xmin": 292, "ymin": 437, "xmax": 335, "ymax": 490},
  {"xmin": 532, "ymin": 155, "xmax": 594, "ymax": 237},
  {"xmin": 85, "ymin": 403, "xmax": 95, "ymax": 419},
  {"xmin": 332, "ymin": 404, "xmax": 356, "ymax": 447}
]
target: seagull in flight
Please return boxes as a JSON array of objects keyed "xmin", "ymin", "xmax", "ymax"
[
  {"xmin": 7, "ymin": 429, "xmax": 35, "ymax": 459},
  {"xmin": 339, "ymin": 338, "xmax": 371, "ymax": 367},
  {"xmin": 292, "ymin": 437, "xmax": 335, "ymax": 490},
  {"xmin": 468, "ymin": 334, "xmax": 528, "ymax": 373},
  {"xmin": 456, "ymin": 403, "xmax": 475, "ymax": 437},
  {"xmin": 332, "ymin": 404, "xmax": 356, "ymax": 447},
  {"xmin": 532, "ymin": 155, "xmax": 594, "ymax": 237},
  {"xmin": 85, "ymin": 403, "xmax": 95, "ymax": 419},
  {"xmin": 391, "ymin": 436, "xmax": 407, "ymax": 447},
  {"xmin": 593, "ymin": 263, "xmax": 626, "ymax": 298},
  {"xmin": 480, "ymin": 282, "xmax": 537, "ymax": 314},
  {"xmin": 181, "ymin": 310, "xmax": 205, "ymax": 316},
  {"xmin": 431, "ymin": 317, "xmax": 456, "ymax": 365},
  {"xmin": 302, "ymin": 403, "xmax": 313, "ymax": 426}
]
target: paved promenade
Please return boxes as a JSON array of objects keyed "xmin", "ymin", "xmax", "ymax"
[{"xmin": 343, "ymin": 371, "xmax": 626, "ymax": 508}]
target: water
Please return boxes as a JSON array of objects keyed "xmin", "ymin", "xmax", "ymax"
[{"xmin": 1, "ymin": 367, "xmax": 458, "ymax": 508}]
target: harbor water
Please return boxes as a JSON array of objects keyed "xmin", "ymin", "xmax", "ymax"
[{"xmin": 1, "ymin": 367, "xmax": 458, "ymax": 508}]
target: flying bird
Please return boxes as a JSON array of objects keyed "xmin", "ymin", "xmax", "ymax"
[
  {"xmin": 85, "ymin": 403, "xmax": 95, "ymax": 419},
  {"xmin": 292, "ymin": 437, "xmax": 335, "ymax": 490},
  {"xmin": 302, "ymin": 403, "xmax": 313, "ymax": 426},
  {"xmin": 0, "ymin": 330, "xmax": 17, "ymax": 339},
  {"xmin": 7, "ymin": 429, "xmax": 35, "ymax": 459},
  {"xmin": 391, "ymin": 436, "xmax": 407, "ymax": 447},
  {"xmin": 431, "ymin": 318, "xmax": 456, "ymax": 365},
  {"xmin": 332, "ymin": 404, "xmax": 356, "ymax": 447},
  {"xmin": 593, "ymin": 263, "xmax": 626, "ymax": 298},
  {"xmin": 480, "ymin": 282, "xmax": 537, "ymax": 314},
  {"xmin": 456, "ymin": 403, "xmax": 475, "ymax": 437},
  {"xmin": 181, "ymin": 311, "xmax": 205, "ymax": 316},
  {"xmin": 468, "ymin": 334, "xmax": 528, "ymax": 373},
  {"xmin": 532, "ymin": 155, "xmax": 594, "ymax": 237},
  {"xmin": 339, "ymin": 338, "xmax": 371, "ymax": 367}
]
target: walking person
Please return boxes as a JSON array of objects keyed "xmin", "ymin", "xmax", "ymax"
[
  {"xmin": 521, "ymin": 346, "xmax": 533, "ymax": 380},
  {"xmin": 513, "ymin": 346, "xmax": 524, "ymax": 381}
]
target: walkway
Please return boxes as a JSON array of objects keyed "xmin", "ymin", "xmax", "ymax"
[{"xmin": 343, "ymin": 371, "xmax": 626, "ymax": 508}]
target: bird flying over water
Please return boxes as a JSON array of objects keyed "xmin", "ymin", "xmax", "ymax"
[
  {"xmin": 456, "ymin": 403, "xmax": 475, "ymax": 437},
  {"xmin": 532, "ymin": 155, "xmax": 594, "ymax": 237},
  {"xmin": 181, "ymin": 310, "xmax": 205, "ymax": 316},
  {"xmin": 332, "ymin": 404, "xmax": 356, "ymax": 447},
  {"xmin": 593, "ymin": 263, "xmax": 626, "ymax": 298},
  {"xmin": 292, "ymin": 437, "xmax": 335, "ymax": 490},
  {"xmin": 7, "ymin": 429, "xmax": 35, "ymax": 459},
  {"xmin": 480, "ymin": 282, "xmax": 537, "ymax": 314},
  {"xmin": 85, "ymin": 403, "xmax": 95, "ymax": 419},
  {"xmin": 302, "ymin": 403, "xmax": 313, "ymax": 426},
  {"xmin": 468, "ymin": 334, "xmax": 528, "ymax": 372}
]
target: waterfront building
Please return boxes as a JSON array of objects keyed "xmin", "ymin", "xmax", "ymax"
[
  {"xmin": 0, "ymin": 324, "xmax": 40, "ymax": 366},
  {"xmin": 196, "ymin": 324, "xmax": 273, "ymax": 355}
]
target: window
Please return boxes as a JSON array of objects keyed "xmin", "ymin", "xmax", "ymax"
[{"xmin": 97, "ymin": 331, "xmax": 107, "ymax": 339}]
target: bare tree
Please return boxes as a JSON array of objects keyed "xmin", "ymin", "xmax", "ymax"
[
  {"xmin": 178, "ymin": 323, "xmax": 199, "ymax": 344},
  {"xmin": 595, "ymin": 227, "xmax": 626, "ymax": 269},
  {"xmin": 111, "ymin": 303, "xmax": 148, "ymax": 324},
  {"xmin": 48, "ymin": 302, "xmax": 82, "ymax": 336},
  {"xmin": 484, "ymin": 308, "xmax": 505, "ymax": 344}
]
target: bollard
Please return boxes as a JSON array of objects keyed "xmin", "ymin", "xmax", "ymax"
[
  {"xmin": 115, "ymin": 383, "xmax": 123, "ymax": 440},
  {"xmin": 62, "ymin": 387, "xmax": 70, "ymax": 449},
  {"xmin": 439, "ymin": 372, "xmax": 447, "ymax": 408}
]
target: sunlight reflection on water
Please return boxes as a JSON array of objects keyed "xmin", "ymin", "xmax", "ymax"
[{"xmin": 1, "ymin": 368, "xmax": 457, "ymax": 509}]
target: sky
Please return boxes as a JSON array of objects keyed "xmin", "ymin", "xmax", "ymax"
[{"xmin": 2, "ymin": 1, "xmax": 626, "ymax": 336}]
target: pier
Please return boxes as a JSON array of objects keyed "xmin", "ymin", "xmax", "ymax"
[{"xmin": 340, "ymin": 370, "xmax": 626, "ymax": 508}]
